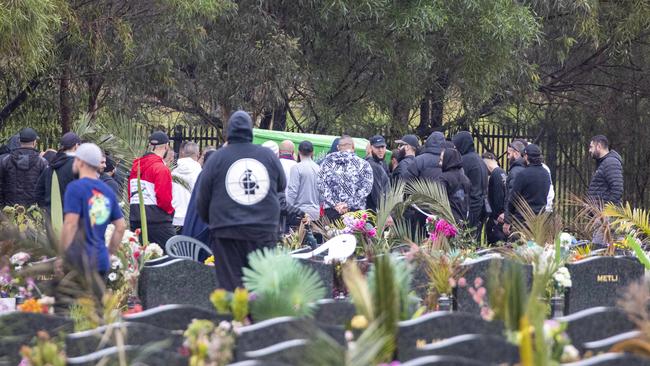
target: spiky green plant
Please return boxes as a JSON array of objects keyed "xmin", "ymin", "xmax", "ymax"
[
  {"xmin": 511, "ymin": 197, "xmax": 562, "ymax": 247},
  {"xmin": 487, "ymin": 261, "xmax": 528, "ymax": 333},
  {"xmin": 50, "ymin": 171, "xmax": 62, "ymax": 241},
  {"xmin": 137, "ymin": 163, "xmax": 148, "ymax": 246},
  {"xmin": 404, "ymin": 178, "xmax": 455, "ymax": 225},
  {"xmin": 243, "ymin": 247, "xmax": 325, "ymax": 320},
  {"xmin": 604, "ymin": 202, "xmax": 650, "ymax": 239},
  {"xmin": 375, "ymin": 180, "xmax": 406, "ymax": 240}
]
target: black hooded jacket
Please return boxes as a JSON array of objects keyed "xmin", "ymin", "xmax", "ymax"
[
  {"xmin": 505, "ymin": 158, "xmax": 525, "ymax": 218},
  {"xmin": 36, "ymin": 152, "xmax": 76, "ymax": 209},
  {"xmin": 505, "ymin": 162, "xmax": 551, "ymax": 224},
  {"xmin": 392, "ymin": 155, "xmax": 415, "ymax": 181},
  {"xmin": 437, "ymin": 149, "xmax": 471, "ymax": 224},
  {"xmin": 452, "ymin": 132, "xmax": 488, "ymax": 220},
  {"xmin": 488, "ymin": 166, "xmax": 507, "ymax": 219},
  {"xmin": 404, "ymin": 132, "xmax": 445, "ymax": 181},
  {"xmin": 197, "ymin": 111, "xmax": 286, "ymax": 241},
  {"xmin": 0, "ymin": 147, "xmax": 47, "ymax": 206},
  {"xmin": 587, "ymin": 150, "xmax": 623, "ymax": 205},
  {"xmin": 366, "ymin": 155, "xmax": 390, "ymax": 212}
]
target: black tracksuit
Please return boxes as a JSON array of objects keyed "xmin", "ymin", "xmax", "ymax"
[
  {"xmin": 197, "ymin": 111, "xmax": 285, "ymax": 291},
  {"xmin": 0, "ymin": 147, "xmax": 47, "ymax": 207},
  {"xmin": 486, "ymin": 166, "xmax": 507, "ymax": 244},
  {"xmin": 36, "ymin": 152, "xmax": 76, "ymax": 209},
  {"xmin": 403, "ymin": 132, "xmax": 446, "ymax": 181},
  {"xmin": 505, "ymin": 163, "xmax": 551, "ymax": 224},
  {"xmin": 452, "ymin": 132, "xmax": 488, "ymax": 231},
  {"xmin": 366, "ymin": 155, "xmax": 390, "ymax": 212},
  {"xmin": 392, "ymin": 155, "xmax": 415, "ymax": 181},
  {"xmin": 438, "ymin": 149, "xmax": 471, "ymax": 224}
]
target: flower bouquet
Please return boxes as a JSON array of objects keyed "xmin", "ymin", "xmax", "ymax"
[
  {"xmin": 425, "ymin": 216, "xmax": 458, "ymax": 250},
  {"xmin": 341, "ymin": 211, "xmax": 377, "ymax": 256}
]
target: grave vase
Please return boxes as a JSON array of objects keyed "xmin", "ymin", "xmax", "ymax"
[
  {"xmin": 437, "ymin": 294, "xmax": 453, "ymax": 312},
  {"xmin": 550, "ymin": 292, "xmax": 565, "ymax": 317}
]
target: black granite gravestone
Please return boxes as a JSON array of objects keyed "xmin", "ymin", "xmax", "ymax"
[
  {"xmin": 123, "ymin": 304, "xmax": 231, "ymax": 331},
  {"xmin": 235, "ymin": 317, "xmax": 318, "ymax": 361},
  {"xmin": 556, "ymin": 306, "xmax": 637, "ymax": 353},
  {"xmin": 243, "ymin": 339, "xmax": 309, "ymax": 364},
  {"xmin": 401, "ymin": 355, "xmax": 489, "ymax": 365},
  {"xmin": 565, "ymin": 256, "xmax": 644, "ymax": 314},
  {"xmin": 397, "ymin": 311, "xmax": 504, "ymax": 361},
  {"xmin": 408, "ymin": 334, "xmax": 519, "ymax": 365},
  {"xmin": 138, "ymin": 258, "xmax": 219, "ymax": 310},
  {"xmin": 313, "ymin": 299, "xmax": 356, "ymax": 325},
  {"xmin": 65, "ymin": 321, "xmax": 184, "ymax": 357},
  {"xmin": 560, "ymin": 352, "xmax": 650, "ymax": 366},
  {"xmin": 0, "ymin": 312, "xmax": 73, "ymax": 365},
  {"xmin": 298, "ymin": 259, "xmax": 334, "ymax": 298},
  {"xmin": 65, "ymin": 345, "xmax": 188, "ymax": 366},
  {"xmin": 583, "ymin": 330, "xmax": 642, "ymax": 355}
]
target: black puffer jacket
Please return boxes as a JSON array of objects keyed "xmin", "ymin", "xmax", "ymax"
[
  {"xmin": 0, "ymin": 148, "xmax": 47, "ymax": 207},
  {"xmin": 505, "ymin": 163, "xmax": 551, "ymax": 224},
  {"xmin": 438, "ymin": 149, "xmax": 471, "ymax": 224},
  {"xmin": 587, "ymin": 151, "xmax": 623, "ymax": 205},
  {"xmin": 36, "ymin": 152, "xmax": 76, "ymax": 209},
  {"xmin": 488, "ymin": 166, "xmax": 507, "ymax": 219},
  {"xmin": 452, "ymin": 132, "xmax": 488, "ymax": 223},
  {"xmin": 392, "ymin": 155, "xmax": 415, "ymax": 181},
  {"xmin": 404, "ymin": 132, "xmax": 445, "ymax": 181},
  {"xmin": 366, "ymin": 155, "xmax": 390, "ymax": 211},
  {"xmin": 505, "ymin": 158, "xmax": 525, "ymax": 219}
]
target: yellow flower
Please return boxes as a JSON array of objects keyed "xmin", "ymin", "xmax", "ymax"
[
  {"xmin": 19, "ymin": 298, "xmax": 43, "ymax": 313},
  {"xmin": 416, "ymin": 339, "xmax": 426, "ymax": 349},
  {"xmin": 204, "ymin": 256, "xmax": 215, "ymax": 266},
  {"xmin": 350, "ymin": 315, "xmax": 368, "ymax": 329}
]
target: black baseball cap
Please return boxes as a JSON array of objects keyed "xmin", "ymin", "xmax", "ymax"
[
  {"xmin": 19, "ymin": 128, "xmax": 38, "ymax": 143},
  {"xmin": 369, "ymin": 135, "xmax": 386, "ymax": 147},
  {"xmin": 395, "ymin": 134, "xmax": 420, "ymax": 149},
  {"xmin": 149, "ymin": 131, "xmax": 169, "ymax": 146},
  {"xmin": 298, "ymin": 140, "xmax": 313, "ymax": 154},
  {"xmin": 524, "ymin": 144, "xmax": 541, "ymax": 157},
  {"xmin": 60, "ymin": 132, "xmax": 81, "ymax": 149}
]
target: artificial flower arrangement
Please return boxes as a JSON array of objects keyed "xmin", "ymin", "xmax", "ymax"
[
  {"xmin": 425, "ymin": 215, "xmax": 458, "ymax": 250},
  {"xmin": 0, "ymin": 252, "xmax": 54, "ymax": 314},
  {"xmin": 181, "ymin": 319, "xmax": 236, "ymax": 366},
  {"xmin": 104, "ymin": 226, "xmax": 163, "ymax": 302}
]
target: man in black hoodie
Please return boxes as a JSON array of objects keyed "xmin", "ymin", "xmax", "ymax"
[
  {"xmin": 0, "ymin": 128, "xmax": 47, "ymax": 207},
  {"xmin": 404, "ymin": 131, "xmax": 446, "ymax": 181},
  {"xmin": 392, "ymin": 134, "xmax": 419, "ymax": 181},
  {"xmin": 483, "ymin": 152, "xmax": 507, "ymax": 244},
  {"xmin": 36, "ymin": 132, "xmax": 81, "ymax": 209},
  {"xmin": 365, "ymin": 135, "xmax": 390, "ymax": 211},
  {"xmin": 503, "ymin": 144, "xmax": 551, "ymax": 236},
  {"xmin": 452, "ymin": 131, "xmax": 488, "ymax": 234},
  {"xmin": 197, "ymin": 111, "xmax": 285, "ymax": 291},
  {"xmin": 437, "ymin": 147, "xmax": 471, "ymax": 224}
]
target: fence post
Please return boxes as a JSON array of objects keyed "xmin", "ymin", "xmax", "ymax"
[{"xmin": 173, "ymin": 125, "xmax": 183, "ymax": 158}]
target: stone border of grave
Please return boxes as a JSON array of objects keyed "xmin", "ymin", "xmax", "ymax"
[
  {"xmin": 401, "ymin": 354, "xmax": 487, "ymax": 366},
  {"xmin": 123, "ymin": 303, "xmax": 229, "ymax": 331},
  {"xmin": 243, "ymin": 339, "xmax": 309, "ymax": 361},
  {"xmin": 583, "ymin": 330, "xmax": 642, "ymax": 354},
  {"xmin": 561, "ymin": 352, "xmax": 650, "ymax": 366}
]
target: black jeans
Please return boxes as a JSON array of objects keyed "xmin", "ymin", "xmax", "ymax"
[
  {"xmin": 130, "ymin": 221, "xmax": 176, "ymax": 251},
  {"xmin": 209, "ymin": 234, "xmax": 276, "ymax": 291}
]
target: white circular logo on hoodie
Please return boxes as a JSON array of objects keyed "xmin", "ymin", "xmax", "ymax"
[{"xmin": 225, "ymin": 158, "xmax": 270, "ymax": 205}]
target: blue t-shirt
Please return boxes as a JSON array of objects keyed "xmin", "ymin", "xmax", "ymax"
[{"xmin": 64, "ymin": 177, "xmax": 123, "ymax": 272}]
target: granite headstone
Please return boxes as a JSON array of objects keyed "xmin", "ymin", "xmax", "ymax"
[
  {"xmin": 408, "ymin": 334, "xmax": 519, "ymax": 364},
  {"xmin": 123, "ymin": 304, "xmax": 231, "ymax": 331},
  {"xmin": 235, "ymin": 317, "xmax": 318, "ymax": 361},
  {"xmin": 561, "ymin": 352, "xmax": 650, "ymax": 366},
  {"xmin": 583, "ymin": 330, "xmax": 642, "ymax": 355},
  {"xmin": 397, "ymin": 311, "xmax": 504, "ymax": 361},
  {"xmin": 402, "ymin": 354, "xmax": 495, "ymax": 366},
  {"xmin": 314, "ymin": 299, "xmax": 356, "ymax": 325},
  {"xmin": 138, "ymin": 258, "xmax": 219, "ymax": 310},
  {"xmin": 556, "ymin": 306, "xmax": 637, "ymax": 353},
  {"xmin": 65, "ymin": 321, "xmax": 184, "ymax": 357},
  {"xmin": 298, "ymin": 259, "xmax": 334, "ymax": 298},
  {"xmin": 565, "ymin": 256, "xmax": 644, "ymax": 313},
  {"xmin": 65, "ymin": 345, "xmax": 188, "ymax": 366},
  {"xmin": 243, "ymin": 339, "xmax": 309, "ymax": 364}
]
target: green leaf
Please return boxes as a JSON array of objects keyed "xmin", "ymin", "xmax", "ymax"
[
  {"xmin": 50, "ymin": 170, "xmax": 63, "ymax": 240},
  {"xmin": 137, "ymin": 162, "xmax": 148, "ymax": 246}
]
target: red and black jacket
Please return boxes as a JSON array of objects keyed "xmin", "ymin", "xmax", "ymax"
[{"xmin": 128, "ymin": 153, "xmax": 174, "ymax": 224}]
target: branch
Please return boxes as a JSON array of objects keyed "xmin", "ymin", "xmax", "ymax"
[{"xmin": 0, "ymin": 78, "xmax": 41, "ymax": 126}]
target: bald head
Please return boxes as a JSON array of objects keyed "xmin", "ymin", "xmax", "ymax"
[
  {"xmin": 180, "ymin": 141, "xmax": 200, "ymax": 160},
  {"xmin": 338, "ymin": 136, "xmax": 354, "ymax": 152},
  {"xmin": 279, "ymin": 140, "xmax": 295, "ymax": 159}
]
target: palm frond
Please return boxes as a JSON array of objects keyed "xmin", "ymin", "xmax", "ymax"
[
  {"xmin": 368, "ymin": 255, "xmax": 399, "ymax": 362},
  {"xmin": 404, "ymin": 179, "xmax": 455, "ymax": 225},
  {"xmin": 375, "ymin": 180, "xmax": 406, "ymax": 240},
  {"xmin": 243, "ymin": 247, "xmax": 325, "ymax": 320},
  {"xmin": 568, "ymin": 194, "xmax": 612, "ymax": 246},
  {"xmin": 511, "ymin": 197, "xmax": 562, "ymax": 246},
  {"xmin": 347, "ymin": 319, "xmax": 393, "ymax": 366},
  {"xmin": 389, "ymin": 219, "xmax": 426, "ymax": 247},
  {"xmin": 604, "ymin": 202, "xmax": 650, "ymax": 239},
  {"xmin": 342, "ymin": 261, "xmax": 374, "ymax": 321}
]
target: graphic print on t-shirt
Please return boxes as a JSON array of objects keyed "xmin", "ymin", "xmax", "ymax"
[
  {"xmin": 88, "ymin": 189, "xmax": 111, "ymax": 226},
  {"xmin": 225, "ymin": 158, "xmax": 270, "ymax": 205}
]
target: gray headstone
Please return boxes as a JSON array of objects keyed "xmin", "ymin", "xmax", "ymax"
[
  {"xmin": 243, "ymin": 339, "xmax": 309, "ymax": 364},
  {"xmin": 65, "ymin": 321, "xmax": 184, "ymax": 357},
  {"xmin": 561, "ymin": 352, "xmax": 650, "ymax": 366},
  {"xmin": 410, "ymin": 334, "xmax": 519, "ymax": 365},
  {"xmin": 0, "ymin": 312, "xmax": 74, "ymax": 365},
  {"xmin": 138, "ymin": 258, "xmax": 219, "ymax": 310},
  {"xmin": 411, "ymin": 259, "xmax": 430, "ymax": 300},
  {"xmin": 235, "ymin": 317, "xmax": 318, "ymax": 361},
  {"xmin": 401, "ymin": 355, "xmax": 489, "ymax": 366},
  {"xmin": 455, "ymin": 256, "xmax": 533, "ymax": 313},
  {"xmin": 123, "ymin": 304, "xmax": 231, "ymax": 331},
  {"xmin": 565, "ymin": 256, "xmax": 644, "ymax": 313},
  {"xmin": 313, "ymin": 299, "xmax": 355, "ymax": 325},
  {"xmin": 298, "ymin": 259, "xmax": 334, "ymax": 298},
  {"xmin": 556, "ymin": 306, "xmax": 637, "ymax": 353},
  {"xmin": 66, "ymin": 345, "xmax": 188, "ymax": 366},
  {"xmin": 397, "ymin": 311, "xmax": 504, "ymax": 361},
  {"xmin": 583, "ymin": 330, "xmax": 642, "ymax": 355},
  {"xmin": 144, "ymin": 255, "xmax": 174, "ymax": 266},
  {"xmin": 229, "ymin": 361, "xmax": 292, "ymax": 366}
]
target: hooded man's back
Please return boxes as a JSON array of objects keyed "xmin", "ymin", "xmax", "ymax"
[
  {"xmin": 438, "ymin": 148, "xmax": 471, "ymax": 224},
  {"xmin": 403, "ymin": 132, "xmax": 446, "ymax": 181},
  {"xmin": 452, "ymin": 131, "xmax": 488, "ymax": 229}
]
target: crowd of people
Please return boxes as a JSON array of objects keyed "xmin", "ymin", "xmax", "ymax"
[{"xmin": 0, "ymin": 113, "xmax": 624, "ymax": 288}]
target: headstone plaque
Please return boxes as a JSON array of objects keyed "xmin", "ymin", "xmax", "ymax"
[
  {"xmin": 556, "ymin": 306, "xmax": 637, "ymax": 353},
  {"xmin": 565, "ymin": 256, "xmax": 644, "ymax": 313},
  {"xmin": 138, "ymin": 258, "xmax": 219, "ymax": 310},
  {"xmin": 397, "ymin": 311, "xmax": 504, "ymax": 361},
  {"xmin": 123, "ymin": 304, "xmax": 231, "ymax": 331}
]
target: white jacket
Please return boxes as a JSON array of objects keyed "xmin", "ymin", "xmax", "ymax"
[{"xmin": 171, "ymin": 158, "xmax": 202, "ymax": 226}]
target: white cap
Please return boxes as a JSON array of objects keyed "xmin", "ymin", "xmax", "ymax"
[
  {"xmin": 262, "ymin": 140, "xmax": 279, "ymax": 157},
  {"xmin": 75, "ymin": 143, "xmax": 102, "ymax": 168}
]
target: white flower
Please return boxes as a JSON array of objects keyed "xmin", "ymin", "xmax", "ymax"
[
  {"xmin": 144, "ymin": 243, "xmax": 163, "ymax": 259},
  {"xmin": 108, "ymin": 272, "xmax": 118, "ymax": 282},
  {"xmin": 561, "ymin": 345, "xmax": 580, "ymax": 362},
  {"xmin": 559, "ymin": 232, "xmax": 573, "ymax": 247},
  {"xmin": 10, "ymin": 252, "xmax": 31, "ymax": 266},
  {"xmin": 553, "ymin": 267, "xmax": 572, "ymax": 288},
  {"xmin": 110, "ymin": 255, "xmax": 121, "ymax": 270},
  {"xmin": 38, "ymin": 296, "xmax": 55, "ymax": 305}
]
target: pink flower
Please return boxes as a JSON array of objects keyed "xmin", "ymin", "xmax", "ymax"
[
  {"xmin": 472, "ymin": 293, "xmax": 482, "ymax": 304},
  {"xmin": 480, "ymin": 307, "xmax": 494, "ymax": 321},
  {"xmin": 468, "ymin": 287, "xmax": 476, "ymax": 296},
  {"xmin": 361, "ymin": 213, "xmax": 368, "ymax": 220},
  {"xmin": 435, "ymin": 219, "xmax": 457, "ymax": 238},
  {"xmin": 477, "ymin": 287, "xmax": 486, "ymax": 298},
  {"xmin": 429, "ymin": 232, "xmax": 438, "ymax": 242},
  {"xmin": 133, "ymin": 251, "xmax": 141, "ymax": 260},
  {"xmin": 354, "ymin": 220, "xmax": 365, "ymax": 230},
  {"xmin": 426, "ymin": 215, "xmax": 434, "ymax": 223},
  {"xmin": 366, "ymin": 228, "xmax": 377, "ymax": 238},
  {"xmin": 448, "ymin": 278, "xmax": 457, "ymax": 288},
  {"xmin": 474, "ymin": 277, "xmax": 483, "ymax": 288},
  {"xmin": 458, "ymin": 277, "xmax": 467, "ymax": 287}
]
